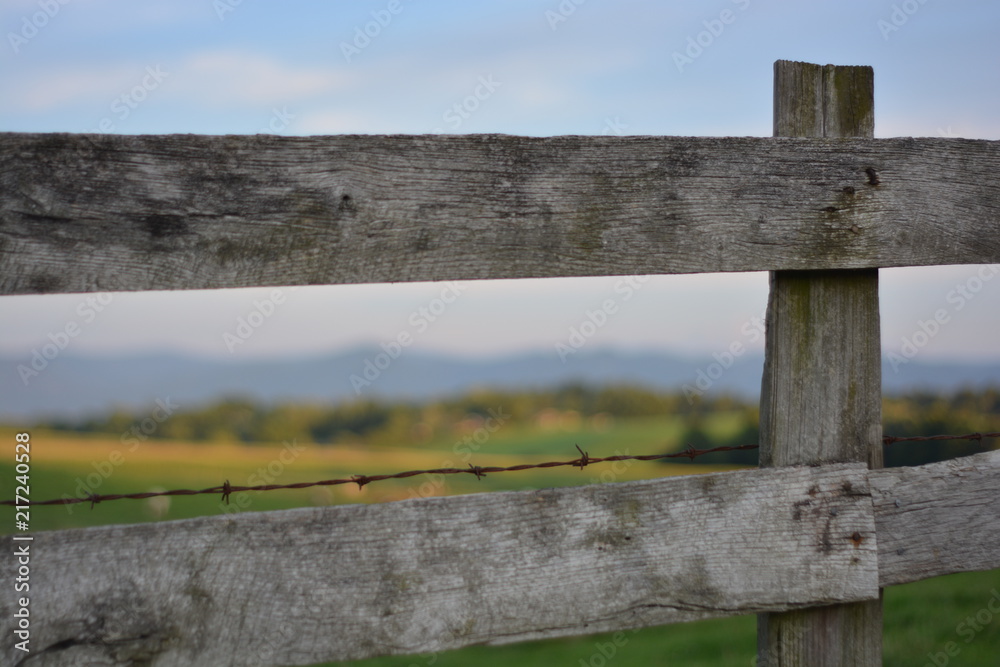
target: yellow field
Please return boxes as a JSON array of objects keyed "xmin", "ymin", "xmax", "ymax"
[{"xmin": 11, "ymin": 429, "xmax": 734, "ymax": 512}]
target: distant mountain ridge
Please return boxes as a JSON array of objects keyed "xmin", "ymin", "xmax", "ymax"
[{"xmin": 3, "ymin": 347, "xmax": 999, "ymax": 420}]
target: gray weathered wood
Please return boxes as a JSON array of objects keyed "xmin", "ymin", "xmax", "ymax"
[
  {"xmin": 2, "ymin": 131, "xmax": 1000, "ymax": 295},
  {"xmin": 872, "ymin": 449, "xmax": 1000, "ymax": 587},
  {"xmin": 758, "ymin": 271, "xmax": 883, "ymax": 469},
  {"xmin": 0, "ymin": 463, "xmax": 877, "ymax": 667},
  {"xmin": 772, "ymin": 59, "xmax": 874, "ymax": 139},
  {"xmin": 758, "ymin": 60, "xmax": 882, "ymax": 667}
]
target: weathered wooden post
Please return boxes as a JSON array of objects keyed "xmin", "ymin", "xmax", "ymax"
[{"xmin": 757, "ymin": 60, "xmax": 883, "ymax": 665}]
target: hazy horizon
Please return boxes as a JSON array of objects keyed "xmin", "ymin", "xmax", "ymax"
[
  {"xmin": 3, "ymin": 1, "xmax": 999, "ymax": 377},
  {"xmin": 5, "ymin": 343, "xmax": 999, "ymax": 423},
  {"xmin": 6, "ymin": 339, "xmax": 1000, "ymax": 365}
]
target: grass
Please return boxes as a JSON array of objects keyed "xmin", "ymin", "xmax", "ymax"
[
  {"xmin": 0, "ymin": 427, "xmax": 725, "ymax": 532},
  {"xmin": 422, "ymin": 413, "xmax": 749, "ymax": 459},
  {"xmin": 3, "ymin": 426, "xmax": 999, "ymax": 666}
]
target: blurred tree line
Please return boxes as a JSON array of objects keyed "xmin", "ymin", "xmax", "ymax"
[
  {"xmin": 676, "ymin": 388, "xmax": 1000, "ymax": 467},
  {"xmin": 37, "ymin": 384, "xmax": 695, "ymax": 447},
  {"xmin": 27, "ymin": 386, "xmax": 999, "ymax": 468},
  {"xmin": 881, "ymin": 389, "xmax": 1000, "ymax": 467}
]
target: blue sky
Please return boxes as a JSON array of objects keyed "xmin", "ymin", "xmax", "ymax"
[{"xmin": 2, "ymin": 0, "xmax": 999, "ymax": 364}]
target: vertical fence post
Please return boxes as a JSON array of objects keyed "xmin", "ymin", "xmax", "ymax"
[{"xmin": 756, "ymin": 60, "xmax": 882, "ymax": 666}]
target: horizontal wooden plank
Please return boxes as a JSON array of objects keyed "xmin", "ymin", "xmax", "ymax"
[
  {"xmin": 1, "ymin": 133, "xmax": 999, "ymax": 295},
  {"xmin": 0, "ymin": 463, "xmax": 876, "ymax": 667},
  {"xmin": 872, "ymin": 449, "xmax": 1000, "ymax": 587}
]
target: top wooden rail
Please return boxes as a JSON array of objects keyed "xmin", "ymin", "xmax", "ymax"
[{"xmin": 2, "ymin": 132, "xmax": 999, "ymax": 295}]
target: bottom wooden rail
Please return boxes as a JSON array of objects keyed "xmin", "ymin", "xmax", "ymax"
[{"xmin": 2, "ymin": 450, "xmax": 998, "ymax": 667}]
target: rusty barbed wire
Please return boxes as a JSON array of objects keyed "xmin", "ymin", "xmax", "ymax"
[
  {"xmin": 3, "ymin": 432, "xmax": 997, "ymax": 509},
  {"xmin": 881, "ymin": 431, "xmax": 1000, "ymax": 445},
  {"xmin": 4, "ymin": 443, "xmax": 758, "ymax": 508}
]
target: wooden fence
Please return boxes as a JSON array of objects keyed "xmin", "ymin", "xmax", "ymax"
[{"xmin": 2, "ymin": 60, "xmax": 999, "ymax": 666}]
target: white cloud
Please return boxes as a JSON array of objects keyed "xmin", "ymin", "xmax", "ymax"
[
  {"xmin": 171, "ymin": 51, "xmax": 356, "ymax": 107},
  {"xmin": 8, "ymin": 51, "xmax": 356, "ymax": 114},
  {"xmin": 295, "ymin": 110, "xmax": 383, "ymax": 135},
  {"xmin": 343, "ymin": 33, "xmax": 639, "ymax": 109},
  {"xmin": 503, "ymin": 78, "xmax": 571, "ymax": 108},
  {"xmin": 14, "ymin": 66, "xmax": 139, "ymax": 111},
  {"xmin": 876, "ymin": 116, "xmax": 1000, "ymax": 140}
]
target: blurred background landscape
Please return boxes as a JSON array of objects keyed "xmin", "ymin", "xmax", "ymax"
[
  {"xmin": 3, "ymin": 0, "xmax": 1000, "ymax": 664},
  {"xmin": 3, "ymin": 372, "xmax": 998, "ymax": 666}
]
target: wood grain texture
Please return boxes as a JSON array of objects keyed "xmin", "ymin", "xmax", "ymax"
[
  {"xmin": 773, "ymin": 60, "xmax": 874, "ymax": 138},
  {"xmin": 872, "ymin": 449, "xmax": 1000, "ymax": 587},
  {"xmin": 0, "ymin": 464, "xmax": 877, "ymax": 667},
  {"xmin": 758, "ymin": 270, "xmax": 883, "ymax": 469},
  {"xmin": 1, "ymin": 131, "xmax": 999, "ymax": 295},
  {"xmin": 757, "ymin": 60, "xmax": 882, "ymax": 667}
]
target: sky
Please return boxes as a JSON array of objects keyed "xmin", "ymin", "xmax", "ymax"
[{"xmin": 2, "ymin": 0, "xmax": 999, "ymax": 366}]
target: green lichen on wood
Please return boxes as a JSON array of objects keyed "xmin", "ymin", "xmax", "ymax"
[
  {"xmin": 382, "ymin": 571, "xmax": 422, "ymax": 594},
  {"xmin": 574, "ymin": 205, "xmax": 609, "ymax": 254},
  {"xmin": 827, "ymin": 65, "xmax": 875, "ymax": 138},
  {"xmin": 613, "ymin": 498, "xmax": 642, "ymax": 527},
  {"xmin": 572, "ymin": 172, "xmax": 617, "ymax": 255},
  {"xmin": 450, "ymin": 617, "xmax": 477, "ymax": 638},
  {"xmin": 775, "ymin": 60, "xmax": 873, "ymax": 139},
  {"xmin": 780, "ymin": 273, "xmax": 816, "ymax": 376}
]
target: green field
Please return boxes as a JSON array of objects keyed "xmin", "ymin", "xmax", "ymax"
[{"xmin": 3, "ymin": 424, "xmax": 999, "ymax": 666}]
